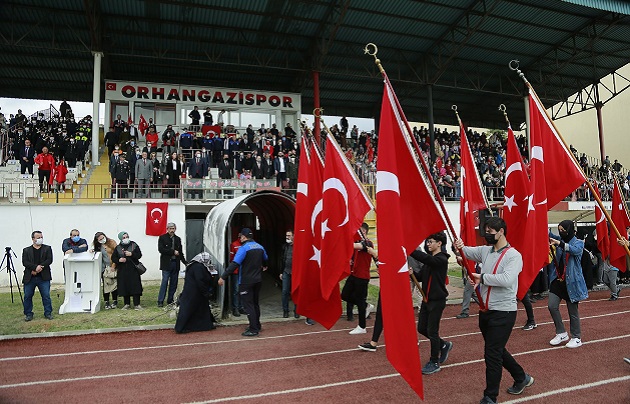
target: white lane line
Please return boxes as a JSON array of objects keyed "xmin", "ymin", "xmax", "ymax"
[
  {"xmin": 502, "ymin": 375, "xmax": 630, "ymax": 403},
  {"xmin": 187, "ymin": 374, "xmax": 400, "ymax": 403},
  {"xmin": 3, "ymin": 309, "xmax": 629, "ymax": 362},
  {"xmin": 1, "ymin": 332, "xmax": 629, "ymax": 391}
]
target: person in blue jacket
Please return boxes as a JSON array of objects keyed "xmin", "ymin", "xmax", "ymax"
[
  {"xmin": 218, "ymin": 228, "xmax": 268, "ymax": 337},
  {"xmin": 548, "ymin": 220, "xmax": 588, "ymax": 348}
]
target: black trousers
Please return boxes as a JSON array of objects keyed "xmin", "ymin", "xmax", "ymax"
[
  {"xmin": 417, "ymin": 298, "xmax": 447, "ymax": 362},
  {"xmin": 341, "ymin": 275, "xmax": 369, "ymax": 328},
  {"xmin": 240, "ymin": 282, "xmax": 262, "ymax": 332},
  {"xmin": 38, "ymin": 170, "xmax": 51, "ymax": 192},
  {"xmin": 370, "ymin": 293, "xmax": 383, "ymax": 343},
  {"xmin": 478, "ymin": 310, "xmax": 526, "ymax": 402}
]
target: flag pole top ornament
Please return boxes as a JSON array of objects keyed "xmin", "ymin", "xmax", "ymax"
[
  {"xmin": 364, "ymin": 43, "xmax": 385, "ymax": 74},
  {"xmin": 498, "ymin": 104, "xmax": 510, "ymax": 125},
  {"xmin": 313, "ymin": 108, "xmax": 323, "ymax": 118},
  {"xmin": 509, "ymin": 60, "xmax": 529, "ymax": 85}
]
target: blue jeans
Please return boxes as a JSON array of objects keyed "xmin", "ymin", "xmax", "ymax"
[
  {"xmin": 281, "ymin": 272, "xmax": 295, "ymax": 312},
  {"xmin": 158, "ymin": 260, "xmax": 179, "ymax": 304},
  {"xmin": 231, "ymin": 273, "xmax": 242, "ymax": 310},
  {"xmin": 23, "ymin": 276, "xmax": 52, "ymax": 317}
]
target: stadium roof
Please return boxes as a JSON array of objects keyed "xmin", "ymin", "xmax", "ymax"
[{"xmin": 2, "ymin": 0, "xmax": 630, "ymax": 128}]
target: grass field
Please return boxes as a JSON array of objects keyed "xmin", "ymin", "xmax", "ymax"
[{"xmin": 0, "ymin": 281, "xmax": 175, "ymax": 336}]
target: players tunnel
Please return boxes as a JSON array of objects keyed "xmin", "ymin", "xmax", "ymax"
[{"xmin": 204, "ymin": 190, "xmax": 296, "ymax": 319}]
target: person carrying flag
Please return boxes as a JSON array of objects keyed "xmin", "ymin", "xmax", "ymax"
[{"xmin": 454, "ymin": 217, "xmax": 533, "ymax": 404}]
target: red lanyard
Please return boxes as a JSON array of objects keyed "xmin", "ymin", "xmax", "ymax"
[
  {"xmin": 423, "ymin": 274, "xmax": 432, "ymax": 303},
  {"xmin": 483, "ymin": 247, "xmax": 512, "ymax": 309}
]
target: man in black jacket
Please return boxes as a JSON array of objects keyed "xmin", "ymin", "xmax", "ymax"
[
  {"xmin": 410, "ymin": 231, "xmax": 453, "ymax": 375},
  {"xmin": 22, "ymin": 231, "xmax": 54, "ymax": 321},
  {"xmin": 157, "ymin": 223, "xmax": 187, "ymax": 307},
  {"xmin": 218, "ymin": 228, "xmax": 268, "ymax": 336}
]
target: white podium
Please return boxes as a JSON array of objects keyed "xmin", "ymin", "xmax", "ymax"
[{"xmin": 59, "ymin": 252, "xmax": 101, "ymax": 314}]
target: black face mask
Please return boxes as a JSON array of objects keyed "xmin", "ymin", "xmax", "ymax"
[{"xmin": 484, "ymin": 232, "xmax": 499, "ymax": 245}]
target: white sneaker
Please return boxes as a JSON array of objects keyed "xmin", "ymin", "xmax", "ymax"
[
  {"xmin": 549, "ymin": 332, "xmax": 569, "ymax": 346},
  {"xmin": 349, "ymin": 326, "xmax": 367, "ymax": 335},
  {"xmin": 365, "ymin": 303, "xmax": 375, "ymax": 318},
  {"xmin": 566, "ymin": 338, "xmax": 582, "ymax": 348}
]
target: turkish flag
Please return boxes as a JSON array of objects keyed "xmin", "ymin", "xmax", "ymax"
[
  {"xmin": 528, "ymin": 90, "xmax": 586, "ymax": 208},
  {"xmin": 610, "ymin": 180, "xmax": 630, "ymax": 271},
  {"xmin": 106, "ymin": 82, "xmax": 116, "ymax": 91},
  {"xmin": 376, "ymin": 81, "xmax": 446, "ymax": 400},
  {"xmin": 292, "ymin": 139, "xmax": 342, "ymax": 329},
  {"xmin": 138, "ymin": 114, "xmax": 148, "ymax": 136},
  {"xmin": 504, "ymin": 127, "xmax": 546, "ymax": 299},
  {"xmin": 146, "ymin": 202, "xmax": 168, "ymax": 236},
  {"xmin": 593, "ymin": 183, "xmax": 610, "ymax": 260},
  {"xmin": 459, "ymin": 119, "xmax": 487, "ymax": 280},
  {"xmin": 127, "ymin": 113, "xmax": 133, "ymax": 127},
  {"xmin": 320, "ymin": 136, "xmax": 373, "ymax": 300},
  {"xmin": 201, "ymin": 125, "xmax": 222, "ymax": 137}
]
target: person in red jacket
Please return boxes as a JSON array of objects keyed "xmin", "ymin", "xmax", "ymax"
[
  {"xmin": 34, "ymin": 146, "xmax": 56, "ymax": 193},
  {"xmin": 145, "ymin": 127, "xmax": 159, "ymax": 153},
  {"xmin": 50, "ymin": 158, "xmax": 68, "ymax": 192},
  {"xmin": 228, "ymin": 233, "xmax": 245, "ymax": 317}
]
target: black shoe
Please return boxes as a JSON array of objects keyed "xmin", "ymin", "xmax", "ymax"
[
  {"xmin": 242, "ymin": 330, "xmax": 259, "ymax": 337},
  {"xmin": 238, "ymin": 308, "xmax": 247, "ymax": 315},
  {"xmin": 456, "ymin": 312, "xmax": 469, "ymax": 319},
  {"xmin": 522, "ymin": 322, "xmax": 537, "ymax": 331},
  {"xmin": 25, "ymin": 314, "xmax": 33, "ymax": 322},
  {"xmin": 233, "ymin": 309, "xmax": 241, "ymax": 317},
  {"xmin": 283, "ymin": 310, "xmax": 289, "ymax": 318},
  {"xmin": 358, "ymin": 342, "xmax": 377, "ymax": 352},
  {"xmin": 347, "ymin": 315, "xmax": 354, "ymax": 321},
  {"xmin": 44, "ymin": 313, "xmax": 53, "ymax": 320},
  {"xmin": 305, "ymin": 318, "xmax": 315, "ymax": 326},
  {"xmin": 479, "ymin": 396, "xmax": 497, "ymax": 404},
  {"xmin": 157, "ymin": 302, "xmax": 164, "ymax": 308},
  {"xmin": 439, "ymin": 341, "xmax": 453, "ymax": 364},
  {"xmin": 294, "ymin": 311, "xmax": 300, "ymax": 319},
  {"xmin": 507, "ymin": 374, "xmax": 534, "ymax": 395}
]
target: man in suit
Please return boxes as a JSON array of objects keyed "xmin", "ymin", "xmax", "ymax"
[
  {"xmin": 113, "ymin": 153, "xmax": 131, "ymax": 198},
  {"xmin": 20, "ymin": 138, "xmax": 36, "ymax": 175},
  {"xmin": 188, "ymin": 151, "xmax": 207, "ymax": 199},
  {"xmin": 218, "ymin": 153, "xmax": 234, "ymax": 179},
  {"xmin": 262, "ymin": 152, "xmax": 274, "ymax": 179},
  {"xmin": 22, "ymin": 231, "xmax": 54, "ymax": 321},
  {"xmin": 157, "ymin": 223, "xmax": 187, "ymax": 307},
  {"xmin": 135, "ymin": 151, "xmax": 153, "ymax": 198},
  {"xmin": 273, "ymin": 151, "xmax": 289, "ymax": 188}
]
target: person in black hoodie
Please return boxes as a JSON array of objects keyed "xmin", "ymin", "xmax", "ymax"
[{"xmin": 410, "ymin": 231, "xmax": 453, "ymax": 375}]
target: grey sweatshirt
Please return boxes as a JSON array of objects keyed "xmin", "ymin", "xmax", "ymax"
[{"xmin": 462, "ymin": 245, "xmax": 522, "ymax": 311}]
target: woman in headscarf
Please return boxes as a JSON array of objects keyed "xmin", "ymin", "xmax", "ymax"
[
  {"xmin": 91, "ymin": 232, "xmax": 119, "ymax": 309},
  {"xmin": 111, "ymin": 231, "xmax": 144, "ymax": 310},
  {"xmin": 175, "ymin": 252, "xmax": 217, "ymax": 333},
  {"xmin": 548, "ymin": 220, "xmax": 588, "ymax": 348}
]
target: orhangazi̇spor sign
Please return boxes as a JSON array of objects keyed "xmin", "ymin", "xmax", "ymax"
[{"xmin": 105, "ymin": 81, "xmax": 300, "ymax": 111}]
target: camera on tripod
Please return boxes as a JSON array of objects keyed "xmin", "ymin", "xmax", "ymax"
[{"xmin": 1, "ymin": 246, "xmax": 23, "ymax": 304}]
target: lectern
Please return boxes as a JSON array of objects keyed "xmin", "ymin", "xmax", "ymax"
[{"xmin": 59, "ymin": 251, "xmax": 101, "ymax": 314}]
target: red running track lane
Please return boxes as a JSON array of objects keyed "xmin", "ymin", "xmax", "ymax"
[{"xmin": 0, "ymin": 290, "xmax": 629, "ymax": 404}]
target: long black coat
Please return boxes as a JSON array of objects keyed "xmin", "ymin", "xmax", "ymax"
[
  {"xmin": 158, "ymin": 233, "xmax": 186, "ymax": 271},
  {"xmin": 175, "ymin": 262, "xmax": 216, "ymax": 333},
  {"xmin": 111, "ymin": 241, "xmax": 143, "ymax": 297}
]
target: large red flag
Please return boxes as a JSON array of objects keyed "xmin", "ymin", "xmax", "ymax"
[
  {"xmin": 138, "ymin": 114, "xmax": 148, "ymax": 136},
  {"xmin": 593, "ymin": 183, "xmax": 610, "ymax": 260},
  {"xmin": 127, "ymin": 113, "xmax": 133, "ymax": 127},
  {"xmin": 610, "ymin": 180, "xmax": 630, "ymax": 272},
  {"xmin": 292, "ymin": 140, "xmax": 342, "ymax": 329},
  {"xmin": 376, "ymin": 81, "xmax": 446, "ymax": 399},
  {"xmin": 146, "ymin": 202, "xmax": 168, "ymax": 236},
  {"xmin": 528, "ymin": 90, "xmax": 586, "ymax": 208},
  {"xmin": 503, "ymin": 127, "xmax": 546, "ymax": 299},
  {"xmin": 320, "ymin": 136, "xmax": 373, "ymax": 300}
]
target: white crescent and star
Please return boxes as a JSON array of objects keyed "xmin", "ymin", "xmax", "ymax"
[{"xmin": 150, "ymin": 208, "xmax": 163, "ymax": 224}]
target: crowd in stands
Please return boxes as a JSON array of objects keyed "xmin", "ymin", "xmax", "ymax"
[
  {"xmin": 2, "ymin": 103, "xmax": 630, "ymax": 203},
  {"xmin": 1, "ymin": 101, "xmax": 92, "ymax": 193}
]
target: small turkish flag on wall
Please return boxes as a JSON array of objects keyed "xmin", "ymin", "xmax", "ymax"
[
  {"xmin": 146, "ymin": 202, "xmax": 168, "ymax": 236},
  {"xmin": 106, "ymin": 82, "xmax": 116, "ymax": 91}
]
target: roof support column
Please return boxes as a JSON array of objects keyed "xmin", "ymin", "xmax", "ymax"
[
  {"xmin": 313, "ymin": 71, "xmax": 321, "ymax": 146},
  {"xmin": 427, "ymin": 84, "xmax": 435, "ymax": 163},
  {"xmin": 91, "ymin": 51, "xmax": 103, "ymax": 166},
  {"xmin": 596, "ymin": 101, "xmax": 605, "ymax": 162}
]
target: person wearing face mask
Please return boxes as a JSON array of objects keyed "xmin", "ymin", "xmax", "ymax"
[
  {"xmin": 62, "ymin": 229, "xmax": 88, "ymax": 256},
  {"xmin": 22, "ymin": 231, "xmax": 54, "ymax": 321},
  {"xmin": 454, "ymin": 217, "xmax": 533, "ymax": 404},
  {"xmin": 273, "ymin": 151, "xmax": 288, "ymax": 188},
  {"xmin": 135, "ymin": 151, "xmax": 153, "ymax": 198},
  {"xmin": 287, "ymin": 153, "xmax": 298, "ymax": 194},
  {"xmin": 252, "ymin": 156, "xmax": 264, "ymax": 179},
  {"xmin": 92, "ymin": 232, "xmax": 119, "ymax": 309},
  {"xmin": 279, "ymin": 230, "xmax": 298, "ymax": 318},
  {"xmin": 547, "ymin": 220, "xmax": 588, "ymax": 349},
  {"xmin": 187, "ymin": 151, "xmax": 207, "ymax": 199},
  {"xmin": 112, "ymin": 232, "xmax": 143, "ymax": 310},
  {"xmin": 63, "ymin": 135, "xmax": 78, "ymax": 168}
]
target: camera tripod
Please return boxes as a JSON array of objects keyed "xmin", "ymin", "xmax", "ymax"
[{"xmin": 1, "ymin": 247, "xmax": 23, "ymax": 304}]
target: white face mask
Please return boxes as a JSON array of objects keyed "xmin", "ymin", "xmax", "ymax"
[
  {"xmin": 121, "ymin": 238, "xmax": 130, "ymax": 245},
  {"xmin": 286, "ymin": 238, "xmax": 293, "ymax": 244},
  {"xmin": 35, "ymin": 238, "xmax": 44, "ymax": 245},
  {"xmin": 98, "ymin": 238, "xmax": 106, "ymax": 244}
]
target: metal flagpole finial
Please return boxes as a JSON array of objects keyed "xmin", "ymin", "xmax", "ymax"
[
  {"xmin": 451, "ymin": 104, "xmax": 461, "ymax": 122},
  {"xmin": 498, "ymin": 104, "xmax": 510, "ymax": 125},
  {"xmin": 364, "ymin": 43, "xmax": 385, "ymax": 74},
  {"xmin": 509, "ymin": 60, "xmax": 529, "ymax": 85},
  {"xmin": 313, "ymin": 107, "xmax": 323, "ymax": 118}
]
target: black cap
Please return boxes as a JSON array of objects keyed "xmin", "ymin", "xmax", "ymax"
[{"xmin": 240, "ymin": 228, "xmax": 253, "ymax": 238}]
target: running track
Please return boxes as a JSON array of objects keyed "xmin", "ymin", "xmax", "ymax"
[{"xmin": 1, "ymin": 290, "xmax": 629, "ymax": 403}]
